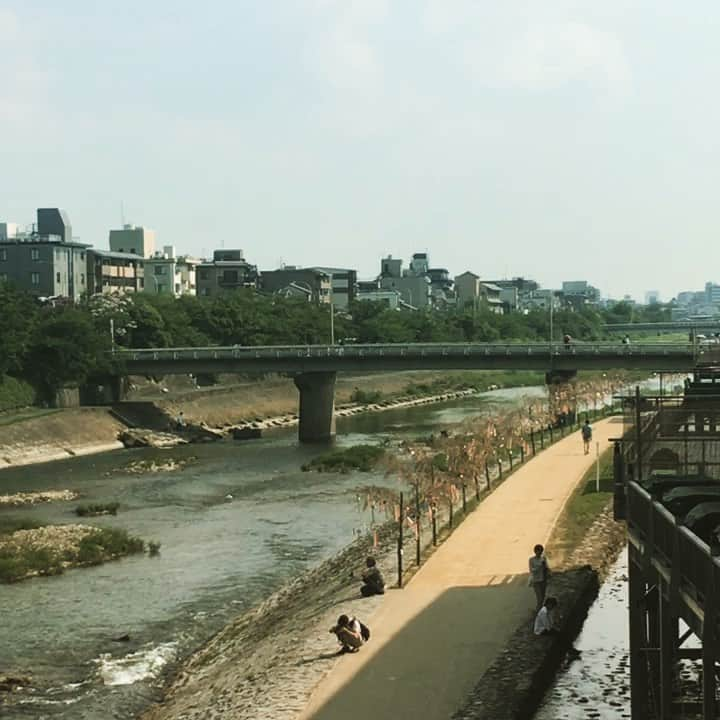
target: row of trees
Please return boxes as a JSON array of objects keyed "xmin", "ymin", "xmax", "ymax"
[
  {"xmin": 0, "ymin": 282, "xmax": 667, "ymax": 401},
  {"xmin": 360, "ymin": 374, "xmax": 627, "ymax": 548}
]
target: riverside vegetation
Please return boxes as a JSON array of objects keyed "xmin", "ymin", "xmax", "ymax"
[
  {"xmin": 0, "ymin": 281, "xmax": 671, "ymax": 409},
  {"xmin": 0, "ymin": 515, "xmax": 158, "ymax": 583}
]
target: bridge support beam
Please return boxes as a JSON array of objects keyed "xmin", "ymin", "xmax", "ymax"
[{"xmin": 294, "ymin": 371, "xmax": 337, "ymax": 443}]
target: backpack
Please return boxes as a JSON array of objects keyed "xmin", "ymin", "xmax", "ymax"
[
  {"xmin": 354, "ymin": 618, "xmax": 371, "ymax": 642},
  {"xmin": 582, "ymin": 425, "xmax": 592, "ymax": 440}
]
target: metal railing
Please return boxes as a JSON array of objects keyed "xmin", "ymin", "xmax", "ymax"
[{"xmin": 113, "ymin": 342, "xmax": 698, "ymax": 363}]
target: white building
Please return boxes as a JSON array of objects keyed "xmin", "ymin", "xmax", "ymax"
[{"xmin": 109, "ymin": 224, "xmax": 156, "ymax": 258}]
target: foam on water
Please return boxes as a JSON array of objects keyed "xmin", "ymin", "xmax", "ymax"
[{"xmin": 96, "ymin": 642, "xmax": 178, "ymax": 686}]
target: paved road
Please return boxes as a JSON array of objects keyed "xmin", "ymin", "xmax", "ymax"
[{"xmin": 298, "ymin": 418, "xmax": 620, "ymax": 720}]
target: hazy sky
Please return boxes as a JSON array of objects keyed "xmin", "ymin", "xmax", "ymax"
[{"xmin": 2, "ymin": 1, "xmax": 719, "ymax": 300}]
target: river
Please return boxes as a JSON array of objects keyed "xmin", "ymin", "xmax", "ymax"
[{"xmin": 0, "ymin": 386, "xmax": 544, "ymax": 719}]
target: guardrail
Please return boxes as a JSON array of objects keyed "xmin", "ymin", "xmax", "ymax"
[{"xmin": 113, "ymin": 342, "xmax": 698, "ymax": 363}]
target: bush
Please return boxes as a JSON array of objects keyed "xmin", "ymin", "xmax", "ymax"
[
  {"xmin": 148, "ymin": 541, "xmax": 161, "ymax": 556},
  {"xmin": 350, "ymin": 388, "xmax": 383, "ymax": 404},
  {"xmin": 75, "ymin": 502, "xmax": 120, "ymax": 517},
  {"xmin": 80, "ymin": 527, "xmax": 145, "ymax": 559},
  {"xmin": 302, "ymin": 444, "xmax": 385, "ymax": 473},
  {"xmin": 0, "ymin": 375, "xmax": 36, "ymax": 412}
]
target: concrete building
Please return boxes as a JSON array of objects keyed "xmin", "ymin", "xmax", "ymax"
[
  {"xmin": 481, "ymin": 282, "xmax": 504, "ymax": 314},
  {"xmin": 143, "ymin": 246, "xmax": 199, "ymax": 296},
  {"xmin": 645, "ymin": 290, "xmax": 661, "ymax": 305},
  {"xmin": 561, "ymin": 280, "xmax": 600, "ymax": 309},
  {"xmin": 454, "ymin": 271, "xmax": 482, "ymax": 309},
  {"xmin": 525, "ymin": 288, "xmax": 561, "ymax": 310},
  {"xmin": 310, "ymin": 267, "xmax": 357, "ymax": 308},
  {"xmin": 196, "ymin": 249, "xmax": 259, "ymax": 297},
  {"xmin": 0, "ymin": 223, "xmax": 19, "ymax": 241},
  {"xmin": 409, "ymin": 252, "xmax": 429, "ymax": 276},
  {"xmin": 380, "ymin": 274, "xmax": 430, "ymax": 308},
  {"xmin": 109, "ymin": 224, "xmax": 156, "ymax": 258},
  {"xmin": 87, "ymin": 249, "xmax": 144, "ymax": 295},
  {"xmin": 485, "ymin": 277, "xmax": 540, "ymax": 311},
  {"xmin": 380, "ymin": 255, "xmax": 402, "ymax": 279},
  {"xmin": 0, "ymin": 209, "xmax": 88, "ymax": 301},
  {"xmin": 705, "ymin": 282, "xmax": 720, "ymax": 306},
  {"xmin": 260, "ymin": 267, "xmax": 332, "ymax": 304},
  {"xmin": 357, "ymin": 289, "xmax": 403, "ymax": 309}
]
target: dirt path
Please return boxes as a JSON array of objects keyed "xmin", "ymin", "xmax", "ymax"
[{"xmin": 298, "ymin": 417, "xmax": 621, "ymax": 720}]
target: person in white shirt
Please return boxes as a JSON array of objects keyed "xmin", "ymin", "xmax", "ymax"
[
  {"xmin": 534, "ymin": 597, "xmax": 559, "ymax": 636},
  {"xmin": 528, "ymin": 544, "xmax": 550, "ymax": 611}
]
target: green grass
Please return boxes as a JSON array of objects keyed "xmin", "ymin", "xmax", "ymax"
[
  {"xmin": 74, "ymin": 502, "xmax": 120, "ymax": 517},
  {"xmin": 0, "ymin": 516, "xmax": 42, "ymax": 536},
  {"xmin": 302, "ymin": 444, "xmax": 386, "ymax": 473},
  {"xmin": 550, "ymin": 447, "xmax": 614, "ymax": 563}
]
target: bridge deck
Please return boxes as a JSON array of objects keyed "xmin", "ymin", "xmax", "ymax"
[{"xmin": 113, "ymin": 342, "xmax": 702, "ymax": 375}]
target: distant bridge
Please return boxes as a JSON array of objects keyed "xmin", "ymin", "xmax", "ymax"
[
  {"xmin": 605, "ymin": 321, "xmax": 720, "ymax": 333},
  {"xmin": 108, "ymin": 342, "xmax": 703, "ymax": 442}
]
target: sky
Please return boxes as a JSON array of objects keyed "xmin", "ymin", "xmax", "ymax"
[{"xmin": 2, "ymin": 0, "xmax": 719, "ymax": 301}]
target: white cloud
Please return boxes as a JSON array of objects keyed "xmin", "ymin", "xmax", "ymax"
[
  {"xmin": 303, "ymin": 0, "xmax": 387, "ymax": 90},
  {"xmin": 500, "ymin": 22, "xmax": 633, "ymax": 97}
]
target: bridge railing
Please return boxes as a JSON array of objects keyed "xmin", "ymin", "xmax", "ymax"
[{"xmin": 113, "ymin": 342, "xmax": 698, "ymax": 362}]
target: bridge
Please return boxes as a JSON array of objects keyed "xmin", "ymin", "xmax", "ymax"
[
  {"xmin": 109, "ymin": 342, "xmax": 703, "ymax": 442},
  {"xmin": 605, "ymin": 320, "xmax": 720, "ymax": 334}
]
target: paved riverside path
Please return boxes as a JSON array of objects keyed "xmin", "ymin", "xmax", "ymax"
[{"xmin": 297, "ymin": 417, "xmax": 620, "ymax": 720}]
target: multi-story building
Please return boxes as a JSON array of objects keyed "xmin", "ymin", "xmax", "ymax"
[
  {"xmin": 109, "ymin": 224, "xmax": 156, "ymax": 258},
  {"xmin": 705, "ymin": 282, "xmax": 720, "ymax": 306},
  {"xmin": 0, "ymin": 222, "xmax": 19, "ymax": 241},
  {"xmin": 645, "ymin": 290, "xmax": 660, "ymax": 305},
  {"xmin": 454, "ymin": 271, "xmax": 482, "ymax": 309},
  {"xmin": 142, "ymin": 246, "xmax": 199, "ymax": 296},
  {"xmin": 196, "ymin": 249, "xmax": 259, "ymax": 297},
  {"xmin": 86, "ymin": 250, "xmax": 144, "ymax": 295},
  {"xmin": 310, "ymin": 267, "xmax": 357, "ymax": 308},
  {"xmin": 0, "ymin": 208, "xmax": 88, "ymax": 301},
  {"xmin": 561, "ymin": 280, "xmax": 600, "ymax": 309},
  {"xmin": 260, "ymin": 267, "xmax": 332, "ymax": 304}
]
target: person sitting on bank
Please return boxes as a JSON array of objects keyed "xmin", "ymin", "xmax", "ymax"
[
  {"xmin": 330, "ymin": 614, "xmax": 364, "ymax": 654},
  {"xmin": 534, "ymin": 597, "xmax": 559, "ymax": 636},
  {"xmin": 360, "ymin": 557, "xmax": 385, "ymax": 597}
]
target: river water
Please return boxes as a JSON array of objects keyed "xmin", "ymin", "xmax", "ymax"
[{"xmin": 1, "ymin": 386, "xmax": 544, "ymax": 719}]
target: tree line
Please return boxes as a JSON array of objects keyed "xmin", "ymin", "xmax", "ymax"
[{"xmin": 0, "ymin": 284, "xmax": 670, "ymax": 402}]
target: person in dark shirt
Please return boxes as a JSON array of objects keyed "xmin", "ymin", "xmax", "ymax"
[{"xmin": 360, "ymin": 557, "xmax": 385, "ymax": 597}]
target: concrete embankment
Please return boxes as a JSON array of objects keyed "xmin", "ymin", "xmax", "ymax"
[
  {"xmin": 0, "ymin": 378, "xmax": 485, "ymax": 470},
  {"xmin": 0, "ymin": 408, "xmax": 125, "ymax": 470}
]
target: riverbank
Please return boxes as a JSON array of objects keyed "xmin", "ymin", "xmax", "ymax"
[
  {"xmin": 139, "ymin": 418, "xmax": 619, "ymax": 720},
  {"xmin": 0, "ymin": 369, "xmax": 538, "ymax": 471}
]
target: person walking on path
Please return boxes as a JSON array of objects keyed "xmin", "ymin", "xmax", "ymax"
[
  {"xmin": 581, "ymin": 419, "xmax": 592, "ymax": 455},
  {"xmin": 528, "ymin": 544, "xmax": 550, "ymax": 611}
]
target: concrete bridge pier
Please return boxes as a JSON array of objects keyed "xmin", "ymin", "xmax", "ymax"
[{"xmin": 294, "ymin": 371, "xmax": 337, "ymax": 443}]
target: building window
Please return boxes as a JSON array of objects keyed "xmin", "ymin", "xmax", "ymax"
[
  {"xmin": 156, "ymin": 283, "xmax": 164, "ymax": 293},
  {"xmin": 80, "ymin": 252, "xmax": 85, "ymax": 260},
  {"xmin": 0, "ymin": 273, "xmax": 7, "ymax": 283},
  {"xmin": 31, "ymin": 248, "xmax": 40, "ymax": 261},
  {"xmin": 56, "ymin": 272, "xmax": 61, "ymax": 283},
  {"xmin": 31, "ymin": 272, "xmax": 40, "ymax": 285},
  {"xmin": 199, "ymin": 269, "xmax": 208, "ymax": 280},
  {"xmin": 0, "ymin": 249, "xmax": 6, "ymax": 261},
  {"xmin": 154, "ymin": 266, "xmax": 164, "ymax": 275},
  {"xmin": 80, "ymin": 273, "xmax": 85, "ymax": 284}
]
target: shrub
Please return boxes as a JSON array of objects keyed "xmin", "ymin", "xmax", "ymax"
[
  {"xmin": 350, "ymin": 388, "xmax": 383, "ymax": 404},
  {"xmin": 148, "ymin": 541, "xmax": 161, "ymax": 557},
  {"xmin": 75, "ymin": 502, "xmax": 120, "ymax": 517},
  {"xmin": 0, "ymin": 375, "xmax": 36, "ymax": 412},
  {"xmin": 302, "ymin": 444, "xmax": 385, "ymax": 473}
]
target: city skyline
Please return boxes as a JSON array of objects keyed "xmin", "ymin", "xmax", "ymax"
[{"xmin": 3, "ymin": 1, "xmax": 719, "ymax": 300}]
